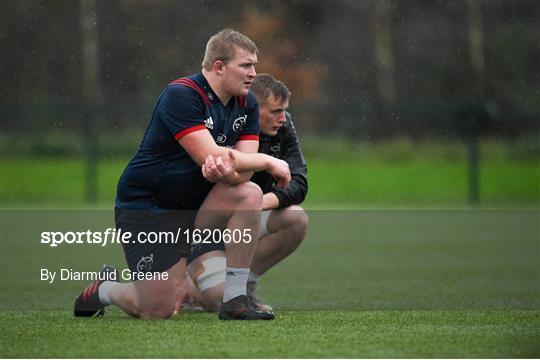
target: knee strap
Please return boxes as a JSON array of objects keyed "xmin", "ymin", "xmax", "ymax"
[{"xmin": 196, "ymin": 256, "xmax": 226, "ymax": 292}]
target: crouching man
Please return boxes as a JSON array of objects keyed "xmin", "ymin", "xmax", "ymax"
[
  {"xmin": 188, "ymin": 74, "xmax": 308, "ymax": 312},
  {"xmin": 74, "ymin": 30, "xmax": 291, "ymax": 321}
]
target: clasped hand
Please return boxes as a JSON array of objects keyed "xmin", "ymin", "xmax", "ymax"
[{"xmin": 201, "ymin": 152, "xmax": 235, "ymax": 183}]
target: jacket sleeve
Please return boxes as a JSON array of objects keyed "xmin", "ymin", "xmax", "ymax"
[{"xmin": 270, "ymin": 113, "xmax": 308, "ymax": 208}]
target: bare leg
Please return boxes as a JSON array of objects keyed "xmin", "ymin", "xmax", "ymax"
[
  {"xmin": 251, "ymin": 205, "xmax": 308, "ymax": 276},
  {"xmin": 109, "ymin": 259, "xmax": 188, "ymax": 319},
  {"xmin": 189, "ymin": 206, "xmax": 308, "ymax": 311},
  {"xmin": 195, "ymin": 182, "xmax": 262, "ymax": 268}
]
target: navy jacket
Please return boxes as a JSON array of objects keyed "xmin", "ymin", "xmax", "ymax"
[{"xmin": 251, "ymin": 112, "xmax": 308, "ymax": 208}]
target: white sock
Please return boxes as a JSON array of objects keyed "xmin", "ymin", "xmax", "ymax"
[
  {"xmin": 223, "ymin": 267, "xmax": 249, "ymax": 302},
  {"xmin": 98, "ymin": 281, "xmax": 116, "ymax": 306},
  {"xmin": 248, "ymin": 271, "xmax": 260, "ymax": 284}
]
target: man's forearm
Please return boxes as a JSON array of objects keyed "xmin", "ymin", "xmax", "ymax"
[
  {"xmin": 219, "ymin": 170, "xmax": 254, "ymax": 185},
  {"xmin": 209, "ymin": 148, "xmax": 270, "ymax": 184},
  {"xmin": 228, "ymin": 149, "xmax": 273, "ymax": 173},
  {"xmin": 205, "ymin": 147, "xmax": 290, "ymax": 189}
]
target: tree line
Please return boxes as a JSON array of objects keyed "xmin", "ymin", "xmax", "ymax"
[{"xmin": 1, "ymin": 0, "xmax": 538, "ymax": 140}]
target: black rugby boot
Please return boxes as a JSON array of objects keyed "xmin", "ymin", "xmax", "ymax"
[
  {"xmin": 218, "ymin": 295, "xmax": 275, "ymax": 320},
  {"xmin": 74, "ymin": 265, "xmax": 119, "ymax": 317}
]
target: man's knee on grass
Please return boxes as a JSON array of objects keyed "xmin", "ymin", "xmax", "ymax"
[
  {"xmin": 138, "ymin": 281, "xmax": 189, "ymax": 319},
  {"xmin": 132, "ymin": 271, "xmax": 188, "ymax": 319}
]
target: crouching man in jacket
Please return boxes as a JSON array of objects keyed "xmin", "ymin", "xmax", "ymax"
[{"xmin": 188, "ymin": 73, "xmax": 308, "ymax": 312}]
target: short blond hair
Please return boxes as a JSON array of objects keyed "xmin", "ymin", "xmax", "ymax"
[
  {"xmin": 202, "ymin": 29, "xmax": 258, "ymax": 71},
  {"xmin": 250, "ymin": 73, "xmax": 291, "ymax": 106}
]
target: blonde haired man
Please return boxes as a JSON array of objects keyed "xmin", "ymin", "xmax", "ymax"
[{"xmin": 75, "ymin": 30, "xmax": 289, "ymax": 320}]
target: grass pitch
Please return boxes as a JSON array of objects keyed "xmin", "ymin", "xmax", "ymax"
[
  {"xmin": 1, "ymin": 155, "xmax": 539, "ymax": 207},
  {"xmin": 1, "ymin": 210, "xmax": 539, "ymax": 357},
  {"xmin": 1, "ymin": 310, "xmax": 538, "ymax": 358}
]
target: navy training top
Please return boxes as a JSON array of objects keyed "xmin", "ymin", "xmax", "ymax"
[{"xmin": 116, "ymin": 73, "xmax": 260, "ymax": 210}]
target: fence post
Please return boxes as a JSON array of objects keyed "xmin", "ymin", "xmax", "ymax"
[
  {"xmin": 467, "ymin": 106, "xmax": 480, "ymax": 204},
  {"xmin": 82, "ymin": 106, "xmax": 98, "ymax": 203}
]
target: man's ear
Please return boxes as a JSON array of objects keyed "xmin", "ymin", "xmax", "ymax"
[{"xmin": 213, "ymin": 60, "xmax": 225, "ymax": 76}]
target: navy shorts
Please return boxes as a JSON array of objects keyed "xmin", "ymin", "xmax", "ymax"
[
  {"xmin": 186, "ymin": 210, "xmax": 272, "ymax": 263},
  {"xmin": 188, "ymin": 241, "xmax": 225, "ymax": 263},
  {"xmin": 115, "ymin": 208, "xmax": 195, "ymax": 273}
]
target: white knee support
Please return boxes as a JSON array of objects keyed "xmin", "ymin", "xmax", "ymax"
[{"xmin": 196, "ymin": 257, "xmax": 226, "ymax": 292}]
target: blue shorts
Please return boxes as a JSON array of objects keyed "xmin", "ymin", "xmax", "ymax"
[
  {"xmin": 186, "ymin": 210, "xmax": 272, "ymax": 263},
  {"xmin": 115, "ymin": 208, "xmax": 196, "ymax": 273}
]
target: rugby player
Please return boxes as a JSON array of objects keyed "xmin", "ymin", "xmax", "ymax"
[
  {"xmin": 74, "ymin": 29, "xmax": 291, "ymax": 320},
  {"xmin": 187, "ymin": 74, "xmax": 308, "ymax": 312}
]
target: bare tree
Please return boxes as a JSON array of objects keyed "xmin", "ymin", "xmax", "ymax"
[
  {"xmin": 80, "ymin": 0, "xmax": 100, "ymax": 202},
  {"xmin": 468, "ymin": 0, "xmax": 485, "ymax": 98},
  {"xmin": 374, "ymin": 0, "xmax": 395, "ymax": 104}
]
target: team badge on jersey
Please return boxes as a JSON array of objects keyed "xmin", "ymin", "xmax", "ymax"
[
  {"xmin": 270, "ymin": 143, "xmax": 281, "ymax": 157},
  {"xmin": 232, "ymin": 115, "xmax": 247, "ymax": 132},
  {"xmin": 136, "ymin": 254, "xmax": 154, "ymax": 273}
]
